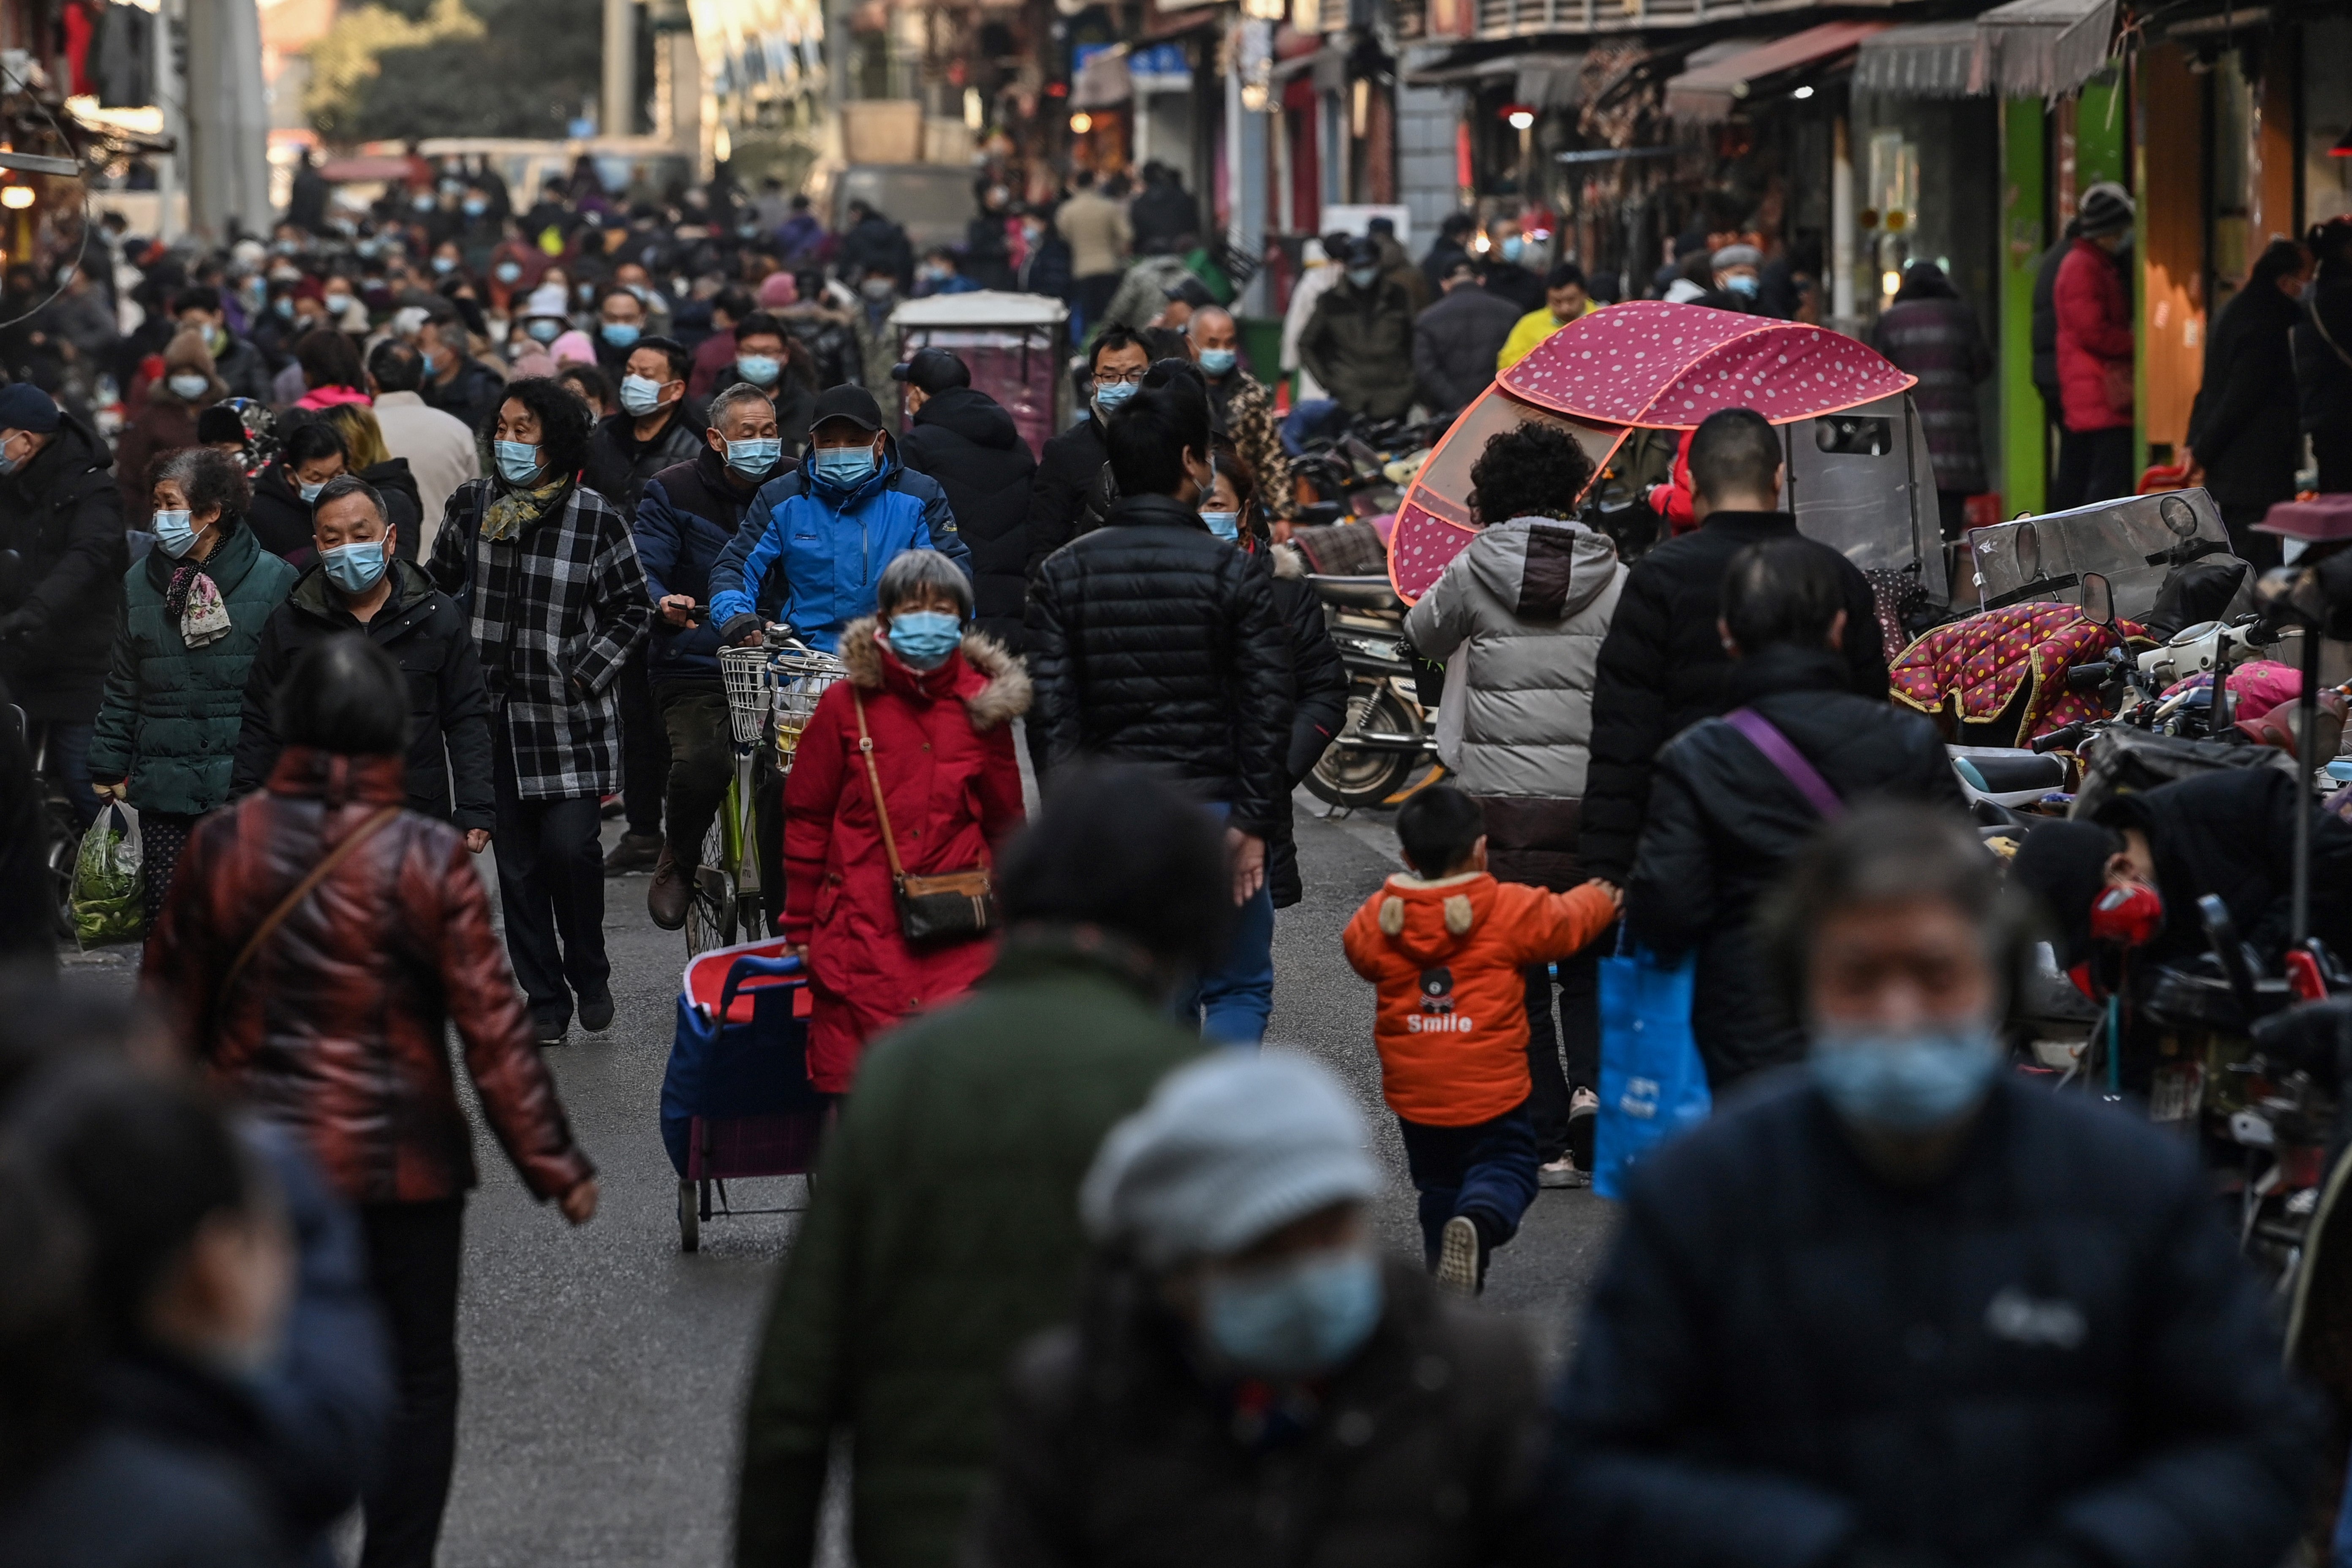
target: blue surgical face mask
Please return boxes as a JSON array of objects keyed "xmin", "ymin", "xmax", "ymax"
[
  {"xmin": 1725, "ymin": 272, "xmax": 1761, "ymax": 299},
  {"xmin": 1346, "ymin": 265, "xmax": 1380, "ymax": 289},
  {"xmin": 813, "ymin": 445, "xmax": 878, "ymax": 490},
  {"xmin": 323, "ymin": 293, "xmax": 353, "ymax": 316},
  {"xmin": 493, "ymin": 260, "xmax": 522, "ymax": 283},
  {"xmin": 1197, "ymin": 347, "xmax": 1236, "ymax": 376},
  {"xmin": 1499, "ymin": 236, "xmax": 1526, "ymax": 264},
  {"xmin": 463, "ymin": 198, "xmax": 489, "ymax": 218},
  {"xmin": 1201, "ymin": 1247, "xmax": 1384, "ymax": 1379},
  {"xmin": 1809, "ymin": 1021, "xmax": 2002, "ymax": 1135},
  {"xmin": 619, "ymin": 373, "xmax": 666, "ymax": 416},
  {"xmin": 525, "ymin": 318, "xmax": 561, "ymax": 343},
  {"xmin": 167, "ymin": 372, "xmax": 211, "ymax": 402},
  {"xmin": 0, "ymin": 432, "xmax": 25, "ymax": 476},
  {"xmin": 1093, "ymin": 378, "xmax": 1138, "ymax": 415},
  {"xmin": 1200, "ymin": 509, "xmax": 1240, "ymax": 542},
  {"xmin": 725, "ymin": 436, "xmax": 782, "ymax": 478},
  {"xmin": 322, "ymin": 537, "xmax": 389, "ymax": 593},
  {"xmin": 152, "ymin": 509, "xmax": 200, "ymax": 558},
  {"xmin": 495, "ymin": 439, "xmax": 543, "ymax": 485},
  {"xmin": 884, "ymin": 608, "xmax": 962, "ymax": 670},
  {"xmin": 430, "ymin": 256, "xmax": 456, "ymax": 275},
  {"xmin": 297, "ymin": 478, "xmax": 327, "ymax": 503},
  {"xmin": 418, "ymin": 350, "xmax": 438, "ymax": 379},
  {"xmin": 736, "ymin": 354, "xmax": 780, "ymax": 387},
  {"xmin": 274, "ymin": 297, "xmax": 295, "ymax": 319},
  {"xmin": 601, "ymin": 321, "xmax": 641, "ymax": 349}
]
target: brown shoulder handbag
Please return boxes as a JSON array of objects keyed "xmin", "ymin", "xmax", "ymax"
[{"xmin": 852, "ymin": 687, "xmax": 995, "ymax": 944}]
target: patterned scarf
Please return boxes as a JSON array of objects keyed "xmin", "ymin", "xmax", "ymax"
[
  {"xmin": 480, "ymin": 475, "xmax": 573, "ymax": 542},
  {"xmin": 161, "ymin": 556, "xmax": 209, "ymax": 621}
]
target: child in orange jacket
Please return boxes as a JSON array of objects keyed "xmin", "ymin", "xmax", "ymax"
[{"xmin": 1343, "ymin": 784, "xmax": 1618, "ymax": 1293}]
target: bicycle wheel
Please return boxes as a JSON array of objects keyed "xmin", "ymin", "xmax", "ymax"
[
  {"xmin": 684, "ymin": 814, "xmax": 735, "ymax": 956},
  {"xmin": 1304, "ymin": 681, "xmax": 1416, "ymax": 810}
]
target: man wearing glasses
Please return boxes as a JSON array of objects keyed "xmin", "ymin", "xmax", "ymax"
[{"xmin": 1025, "ymin": 328, "xmax": 1153, "ymax": 579}]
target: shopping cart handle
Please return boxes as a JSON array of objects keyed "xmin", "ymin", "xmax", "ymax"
[{"xmin": 718, "ymin": 951, "xmax": 804, "ymax": 1021}]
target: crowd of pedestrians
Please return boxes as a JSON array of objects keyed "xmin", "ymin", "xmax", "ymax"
[{"xmin": 0, "ymin": 151, "xmax": 2345, "ymax": 1568}]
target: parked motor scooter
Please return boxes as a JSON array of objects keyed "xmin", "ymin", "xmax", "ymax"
[{"xmin": 1301, "ymin": 573, "xmax": 1440, "ymax": 809}]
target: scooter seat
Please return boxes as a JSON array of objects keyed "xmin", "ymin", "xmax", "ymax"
[{"xmin": 1953, "ymin": 751, "xmax": 2068, "ymax": 796}]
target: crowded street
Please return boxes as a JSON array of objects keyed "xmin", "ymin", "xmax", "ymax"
[{"xmin": 6, "ymin": 0, "xmax": 2352, "ymax": 1559}]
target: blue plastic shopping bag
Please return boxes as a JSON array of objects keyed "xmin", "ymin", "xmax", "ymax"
[{"xmin": 1593, "ymin": 938, "xmax": 1711, "ymax": 1200}]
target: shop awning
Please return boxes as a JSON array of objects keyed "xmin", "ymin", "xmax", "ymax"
[
  {"xmin": 1070, "ymin": 44, "xmax": 1131, "ymax": 109},
  {"xmin": 1663, "ymin": 20, "xmax": 1889, "ymax": 122},
  {"xmin": 1852, "ymin": 21, "xmax": 1979, "ymax": 98},
  {"xmin": 1402, "ymin": 48, "xmax": 1582, "ymax": 95},
  {"xmin": 1968, "ymin": 0, "xmax": 2118, "ymax": 100}
]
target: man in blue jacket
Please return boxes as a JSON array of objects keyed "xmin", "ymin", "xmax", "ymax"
[
  {"xmin": 708, "ymin": 384, "xmax": 971, "ymax": 653},
  {"xmin": 634, "ymin": 379, "xmax": 788, "ymax": 929}
]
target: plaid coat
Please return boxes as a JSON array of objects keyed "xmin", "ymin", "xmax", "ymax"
[{"xmin": 427, "ymin": 478, "xmax": 651, "ymax": 800}]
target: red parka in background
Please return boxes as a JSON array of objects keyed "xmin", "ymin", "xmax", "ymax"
[
  {"xmin": 2054, "ymin": 237, "xmax": 2136, "ymax": 435},
  {"xmin": 782, "ymin": 618, "xmax": 1030, "ymax": 1092},
  {"xmin": 142, "ymin": 747, "xmax": 595, "ymax": 1206}
]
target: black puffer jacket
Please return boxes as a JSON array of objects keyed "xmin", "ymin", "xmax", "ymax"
[
  {"xmin": 966, "ymin": 1259, "xmax": 1546, "ymax": 1568},
  {"xmin": 2294, "ymin": 267, "xmax": 2352, "ymax": 490},
  {"xmin": 2188, "ymin": 280, "xmax": 2302, "ymax": 512},
  {"xmin": 0, "ymin": 414, "xmax": 123, "ymax": 723},
  {"xmin": 1579, "ymin": 514, "xmax": 1887, "ymax": 884},
  {"xmin": 245, "ymin": 460, "xmax": 423, "ymax": 571},
  {"xmin": 1024, "ymin": 413, "xmax": 1109, "ymax": 580},
  {"xmin": 901, "ymin": 387, "xmax": 1037, "ymax": 650},
  {"xmin": 1622, "ymin": 645, "xmax": 1965, "ymax": 1090},
  {"xmin": 1549, "ymin": 1073, "xmax": 2321, "ymax": 1568},
  {"xmin": 1025, "ymin": 493, "xmax": 1293, "ymax": 836},
  {"xmin": 585, "ymin": 402, "xmax": 710, "ymax": 516},
  {"xmin": 230, "ymin": 561, "xmax": 494, "ymax": 832},
  {"xmin": 1268, "ymin": 566, "xmax": 1349, "ymax": 909}
]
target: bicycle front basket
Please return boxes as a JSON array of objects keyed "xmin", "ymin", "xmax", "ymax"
[{"xmin": 719, "ymin": 647, "xmax": 776, "ymax": 746}]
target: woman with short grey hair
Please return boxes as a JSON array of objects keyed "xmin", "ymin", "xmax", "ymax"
[{"xmin": 779, "ymin": 548, "xmax": 1029, "ymax": 1093}]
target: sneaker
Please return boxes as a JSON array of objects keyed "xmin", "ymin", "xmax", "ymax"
[
  {"xmin": 647, "ymin": 844, "xmax": 691, "ymax": 930},
  {"xmin": 1566, "ymin": 1086, "xmax": 1599, "ymax": 1172},
  {"xmin": 604, "ymin": 831, "xmax": 662, "ymax": 876},
  {"xmin": 1435, "ymin": 1215, "xmax": 1480, "ymax": 1295},
  {"xmin": 1539, "ymin": 1157, "xmax": 1590, "ymax": 1189},
  {"xmin": 578, "ymin": 988, "xmax": 615, "ymax": 1033},
  {"xmin": 534, "ymin": 1016, "xmax": 570, "ymax": 1048}
]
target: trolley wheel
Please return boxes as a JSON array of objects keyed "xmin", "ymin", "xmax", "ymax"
[
  {"xmin": 1304, "ymin": 681, "xmax": 1417, "ymax": 810},
  {"xmin": 684, "ymin": 817, "xmax": 735, "ymax": 956},
  {"xmin": 677, "ymin": 1178, "xmax": 699, "ymax": 1252}
]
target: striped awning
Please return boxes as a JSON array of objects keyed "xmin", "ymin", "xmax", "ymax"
[
  {"xmin": 1852, "ymin": 21, "xmax": 1979, "ymax": 98},
  {"xmin": 1969, "ymin": 0, "xmax": 2118, "ymax": 99}
]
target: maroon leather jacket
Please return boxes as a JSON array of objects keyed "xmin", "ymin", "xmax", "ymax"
[{"xmin": 144, "ymin": 746, "xmax": 593, "ymax": 1206}]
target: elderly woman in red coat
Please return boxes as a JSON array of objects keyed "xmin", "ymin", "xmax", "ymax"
[{"xmin": 781, "ymin": 548, "xmax": 1030, "ymax": 1092}]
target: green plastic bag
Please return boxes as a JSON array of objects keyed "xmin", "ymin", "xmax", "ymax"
[{"xmin": 70, "ymin": 800, "xmax": 144, "ymax": 949}]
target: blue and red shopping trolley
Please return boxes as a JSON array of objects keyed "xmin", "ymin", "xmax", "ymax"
[{"xmin": 661, "ymin": 936, "xmax": 833, "ymax": 1250}]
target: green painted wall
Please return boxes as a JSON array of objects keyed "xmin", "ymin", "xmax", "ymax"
[{"xmin": 2001, "ymin": 99, "xmax": 2047, "ymax": 519}]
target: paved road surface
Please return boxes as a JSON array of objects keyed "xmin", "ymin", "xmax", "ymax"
[{"xmin": 66, "ymin": 796, "xmax": 1616, "ymax": 1567}]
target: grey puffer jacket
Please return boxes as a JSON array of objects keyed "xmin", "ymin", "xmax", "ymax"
[{"xmin": 1404, "ymin": 517, "xmax": 1624, "ymax": 800}]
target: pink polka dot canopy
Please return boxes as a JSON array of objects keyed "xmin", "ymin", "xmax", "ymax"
[{"xmin": 1386, "ymin": 301, "xmax": 1919, "ymax": 603}]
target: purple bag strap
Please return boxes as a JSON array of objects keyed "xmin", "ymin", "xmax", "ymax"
[{"xmin": 1723, "ymin": 708, "xmax": 1845, "ymax": 820}]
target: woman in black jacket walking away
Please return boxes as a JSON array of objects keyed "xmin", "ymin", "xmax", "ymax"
[
  {"xmin": 1623, "ymin": 538, "xmax": 1964, "ymax": 1094},
  {"xmin": 2189, "ymin": 237, "xmax": 2311, "ymax": 565},
  {"xmin": 2294, "ymin": 216, "xmax": 2352, "ymax": 495},
  {"xmin": 1870, "ymin": 263, "xmax": 1991, "ymax": 547}
]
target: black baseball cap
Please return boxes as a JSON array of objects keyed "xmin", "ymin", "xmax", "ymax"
[
  {"xmin": 890, "ymin": 347, "xmax": 970, "ymax": 395},
  {"xmin": 808, "ymin": 384, "xmax": 885, "ymax": 435}
]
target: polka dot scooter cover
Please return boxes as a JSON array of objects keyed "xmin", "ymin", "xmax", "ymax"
[{"xmin": 1388, "ymin": 301, "xmax": 1919, "ymax": 603}]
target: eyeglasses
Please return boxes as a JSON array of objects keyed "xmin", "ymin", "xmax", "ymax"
[{"xmin": 1093, "ymin": 367, "xmax": 1149, "ymax": 386}]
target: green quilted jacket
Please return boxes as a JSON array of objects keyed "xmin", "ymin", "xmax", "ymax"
[
  {"xmin": 89, "ymin": 521, "xmax": 299, "ymax": 816},
  {"xmin": 734, "ymin": 933, "xmax": 1203, "ymax": 1568}
]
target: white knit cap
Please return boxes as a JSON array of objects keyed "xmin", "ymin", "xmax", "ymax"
[
  {"xmin": 1080, "ymin": 1052, "xmax": 1382, "ymax": 1269},
  {"xmin": 522, "ymin": 283, "xmax": 570, "ymax": 319}
]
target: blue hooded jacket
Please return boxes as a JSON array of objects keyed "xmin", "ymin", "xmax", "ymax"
[{"xmin": 705, "ymin": 437, "xmax": 972, "ymax": 651}]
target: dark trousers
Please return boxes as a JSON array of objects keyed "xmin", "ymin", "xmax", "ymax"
[
  {"xmin": 139, "ymin": 808, "xmax": 199, "ymax": 928},
  {"xmin": 1396, "ymin": 1103, "xmax": 1539, "ymax": 1271},
  {"xmin": 491, "ymin": 721, "xmax": 608, "ymax": 1026},
  {"xmin": 2219, "ymin": 499, "xmax": 2285, "ymax": 572},
  {"xmin": 616, "ymin": 645, "xmax": 669, "ymax": 839},
  {"xmin": 1073, "ymin": 273, "xmax": 1119, "ymax": 335},
  {"xmin": 1525, "ymin": 953, "xmax": 1600, "ymax": 1161},
  {"xmin": 656, "ymin": 680, "xmax": 732, "ymax": 865},
  {"xmin": 358, "ymin": 1198, "xmax": 465, "ymax": 1568},
  {"xmin": 2052, "ymin": 425, "xmax": 2134, "ymax": 511},
  {"xmin": 44, "ymin": 719, "xmax": 99, "ymax": 828}
]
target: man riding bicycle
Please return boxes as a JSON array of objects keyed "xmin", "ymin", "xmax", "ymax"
[
  {"xmin": 706, "ymin": 384, "xmax": 972, "ymax": 653},
  {"xmin": 633, "ymin": 380, "xmax": 789, "ymax": 931}
]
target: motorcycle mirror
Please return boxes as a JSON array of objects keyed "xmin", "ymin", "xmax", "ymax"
[
  {"xmin": 2199, "ymin": 893, "xmax": 2262, "ymax": 1020},
  {"xmin": 2015, "ymin": 523, "xmax": 2042, "ymax": 584},
  {"xmin": 2079, "ymin": 572, "xmax": 2115, "ymax": 631}
]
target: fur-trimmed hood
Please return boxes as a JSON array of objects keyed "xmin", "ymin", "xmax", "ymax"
[{"xmin": 836, "ymin": 615, "xmax": 1032, "ymax": 731}]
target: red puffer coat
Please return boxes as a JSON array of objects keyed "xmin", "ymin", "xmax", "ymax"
[
  {"xmin": 2055, "ymin": 237, "xmax": 2136, "ymax": 434},
  {"xmin": 782, "ymin": 618, "xmax": 1029, "ymax": 1092},
  {"xmin": 143, "ymin": 746, "xmax": 594, "ymax": 1206}
]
